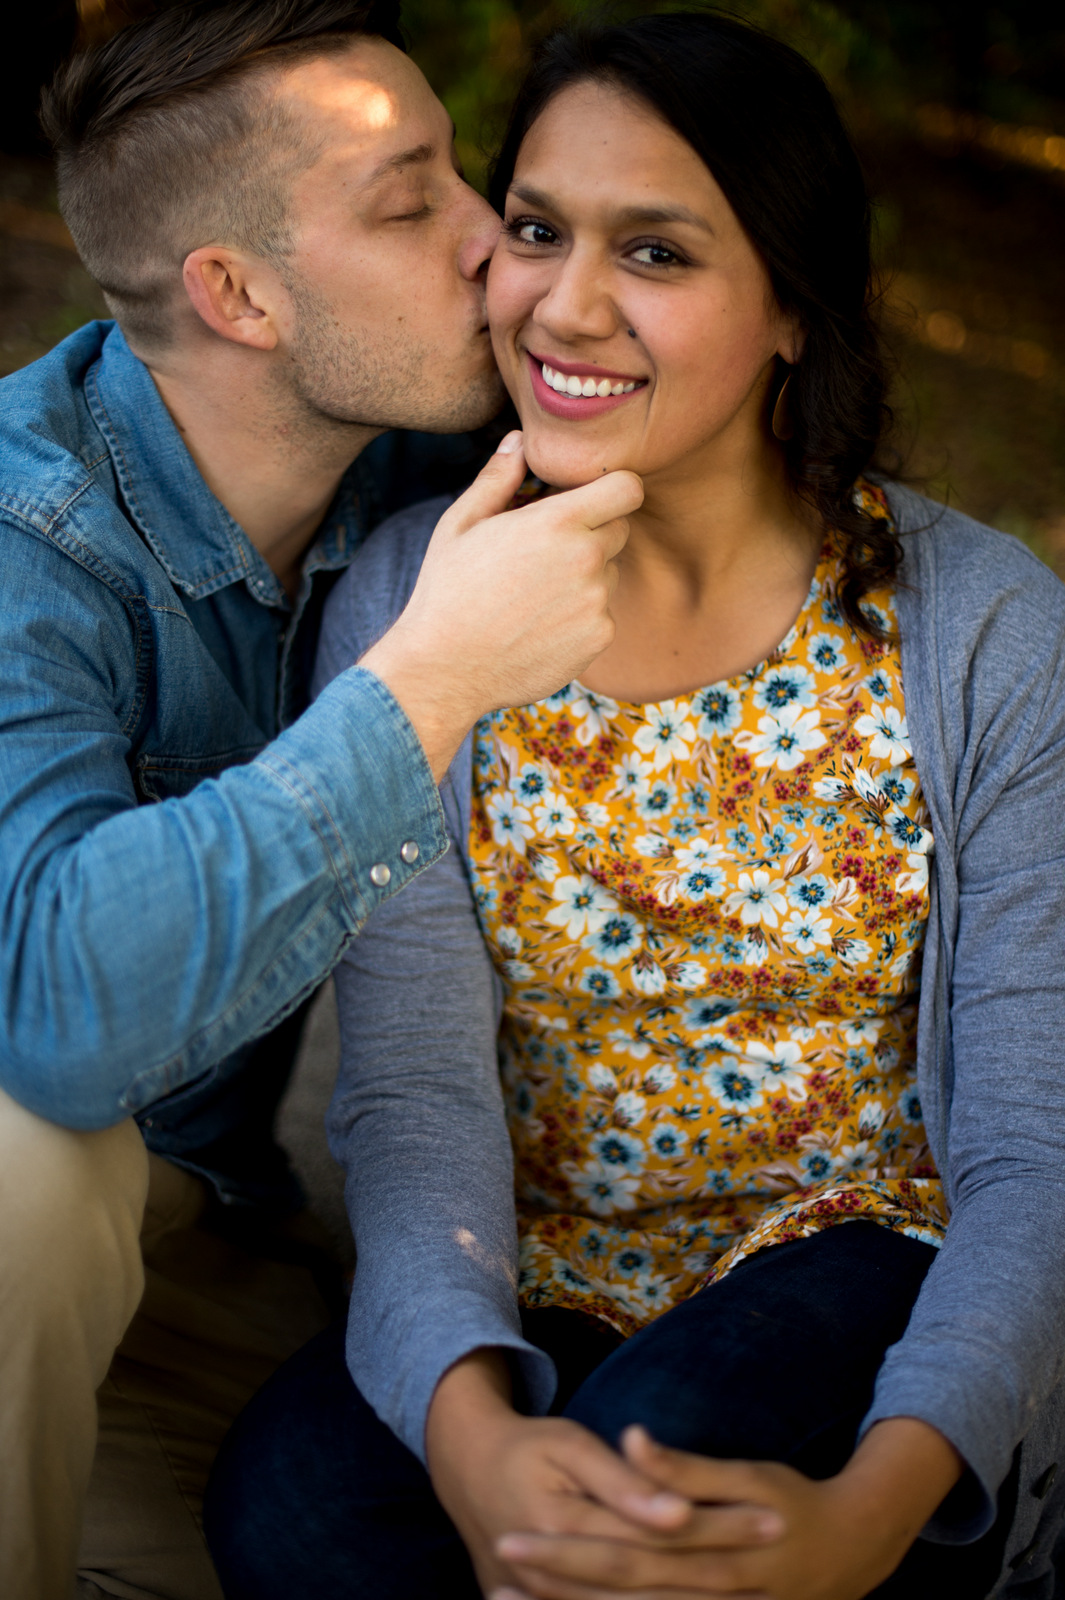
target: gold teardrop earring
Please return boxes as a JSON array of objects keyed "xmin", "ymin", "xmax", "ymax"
[{"xmin": 771, "ymin": 371, "xmax": 795, "ymax": 441}]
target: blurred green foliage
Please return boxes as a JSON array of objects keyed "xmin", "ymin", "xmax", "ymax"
[{"xmin": 400, "ymin": 0, "xmax": 1065, "ymax": 191}]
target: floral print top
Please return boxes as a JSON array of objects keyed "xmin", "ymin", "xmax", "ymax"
[{"xmin": 467, "ymin": 484, "xmax": 946, "ymax": 1337}]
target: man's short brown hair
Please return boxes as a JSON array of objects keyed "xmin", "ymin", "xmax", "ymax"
[{"xmin": 41, "ymin": 0, "xmax": 405, "ymax": 352}]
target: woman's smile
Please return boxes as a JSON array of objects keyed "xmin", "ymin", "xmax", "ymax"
[{"xmin": 527, "ymin": 350, "xmax": 648, "ymax": 419}]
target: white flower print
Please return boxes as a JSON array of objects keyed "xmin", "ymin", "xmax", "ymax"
[
  {"xmin": 531, "ymin": 852, "xmax": 561, "ymax": 882},
  {"xmin": 725, "ymin": 869, "xmax": 788, "ymax": 927},
  {"xmin": 547, "ymin": 874, "xmax": 617, "ymax": 939},
  {"xmin": 510, "ymin": 761, "xmax": 550, "ymax": 802},
  {"xmin": 635, "ymin": 831, "xmax": 674, "ymax": 860},
  {"xmin": 858, "ymin": 1100, "xmax": 886, "ymax": 1138},
  {"xmin": 886, "ymin": 808, "xmax": 933, "ymax": 857},
  {"xmin": 855, "ymin": 704, "xmax": 911, "ymax": 764},
  {"xmin": 584, "ymin": 912, "xmax": 644, "ymax": 966},
  {"xmin": 606, "ymin": 1027, "xmax": 652, "ymax": 1060},
  {"xmin": 610, "ymin": 753, "xmax": 653, "ymax": 799},
  {"xmin": 836, "ymin": 935, "xmax": 873, "ymax": 968},
  {"xmin": 781, "ymin": 909, "xmax": 833, "ymax": 953},
  {"xmin": 736, "ymin": 705, "xmax": 825, "ymax": 770},
  {"xmin": 693, "ymin": 685, "xmax": 741, "ymax": 740},
  {"xmin": 642, "ymin": 1063, "xmax": 677, "ymax": 1095},
  {"xmin": 613, "ymin": 1091, "xmax": 647, "ymax": 1127},
  {"xmin": 587, "ymin": 1064, "xmax": 616, "ymax": 1094},
  {"xmin": 813, "ymin": 775, "xmax": 849, "ymax": 801},
  {"xmin": 684, "ymin": 997, "xmax": 737, "ymax": 1030},
  {"xmin": 503, "ymin": 958, "xmax": 536, "ymax": 982},
  {"xmin": 672, "ymin": 960, "xmax": 706, "ymax": 989},
  {"xmin": 896, "ymin": 852, "xmax": 930, "ymax": 894},
  {"xmin": 579, "ymin": 801, "xmax": 611, "ymax": 828},
  {"xmin": 625, "ymin": 1271, "xmax": 673, "ymax": 1311},
  {"xmin": 497, "ymin": 925, "xmax": 522, "ymax": 957},
  {"xmin": 675, "ymin": 838, "xmax": 726, "ymax": 872},
  {"xmin": 534, "ymin": 791, "xmax": 578, "ymax": 838},
  {"xmin": 487, "ymin": 791, "xmax": 534, "ymax": 854},
  {"xmin": 564, "ymin": 1159, "xmax": 641, "ymax": 1215},
  {"xmin": 843, "ymin": 1019, "xmax": 884, "ymax": 1046},
  {"xmin": 754, "ymin": 665, "xmax": 817, "ymax": 712},
  {"xmin": 569, "ymin": 686, "xmax": 620, "ymax": 745},
  {"xmin": 630, "ymin": 957, "xmax": 667, "ymax": 995},
  {"xmin": 633, "ymin": 700, "xmax": 698, "ymax": 771},
  {"xmin": 744, "ymin": 1039, "xmax": 808, "ymax": 1098},
  {"xmin": 807, "ymin": 631, "xmax": 846, "ymax": 673}
]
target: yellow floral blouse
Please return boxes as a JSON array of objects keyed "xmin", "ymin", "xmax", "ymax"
[{"xmin": 468, "ymin": 484, "xmax": 947, "ymax": 1337}]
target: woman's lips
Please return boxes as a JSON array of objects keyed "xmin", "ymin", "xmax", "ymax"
[{"xmin": 526, "ymin": 351, "xmax": 647, "ymax": 420}]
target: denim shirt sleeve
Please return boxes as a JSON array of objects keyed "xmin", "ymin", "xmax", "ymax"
[{"xmin": 0, "ymin": 521, "xmax": 448, "ymax": 1129}]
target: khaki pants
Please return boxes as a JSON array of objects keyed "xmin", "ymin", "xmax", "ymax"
[{"xmin": 0, "ymin": 1085, "xmax": 332, "ymax": 1600}]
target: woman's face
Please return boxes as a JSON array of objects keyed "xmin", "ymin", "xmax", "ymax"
[{"xmin": 487, "ymin": 80, "xmax": 800, "ymax": 490}]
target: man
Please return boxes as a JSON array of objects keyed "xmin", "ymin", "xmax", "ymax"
[{"xmin": 0, "ymin": 2, "xmax": 641, "ymax": 1596}]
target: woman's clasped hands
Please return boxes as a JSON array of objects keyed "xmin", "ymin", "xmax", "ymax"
[{"xmin": 426, "ymin": 1353, "xmax": 962, "ymax": 1600}]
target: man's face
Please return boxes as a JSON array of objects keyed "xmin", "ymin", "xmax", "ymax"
[{"xmin": 272, "ymin": 39, "xmax": 505, "ymax": 434}]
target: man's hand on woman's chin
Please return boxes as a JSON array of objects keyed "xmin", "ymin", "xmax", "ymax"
[{"xmin": 359, "ymin": 433, "xmax": 643, "ymax": 782}]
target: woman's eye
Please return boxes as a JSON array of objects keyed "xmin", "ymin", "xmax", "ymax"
[
  {"xmin": 505, "ymin": 217, "xmax": 559, "ymax": 247},
  {"xmin": 630, "ymin": 241, "xmax": 682, "ymax": 268}
]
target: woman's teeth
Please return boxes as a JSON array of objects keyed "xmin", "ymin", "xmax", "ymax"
[{"xmin": 541, "ymin": 362, "xmax": 637, "ymax": 398}]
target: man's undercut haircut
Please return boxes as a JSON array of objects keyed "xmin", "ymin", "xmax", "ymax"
[{"xmin": 41, "ymin": 0, "xmax": 405, "ymax": 353}]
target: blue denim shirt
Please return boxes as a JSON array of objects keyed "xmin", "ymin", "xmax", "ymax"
[{"xmin": 0, "ymin": 320, "xmax": 452, "ymax": 1204}]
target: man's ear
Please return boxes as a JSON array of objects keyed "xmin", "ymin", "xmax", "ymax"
[{"xmin": 182, "ymin": 246, "xmax": 286, "ymax": 350}]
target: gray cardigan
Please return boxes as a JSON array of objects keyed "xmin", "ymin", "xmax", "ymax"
[{"xmin": 313, "ymin": 484, "xmax": 1065, "ymax": 1596}]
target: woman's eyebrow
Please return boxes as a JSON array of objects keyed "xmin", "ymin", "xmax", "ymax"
[{"xmin": 507, "ymin": 182, "xmax": 714, "ymax": 235}]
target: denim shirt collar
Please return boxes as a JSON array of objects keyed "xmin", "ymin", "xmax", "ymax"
[{"xmin": 85, "ymin": 323, "xmax": 361, "ymax": 607}]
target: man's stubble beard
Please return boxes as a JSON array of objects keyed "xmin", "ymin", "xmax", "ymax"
[{"xmin": 283, "ymin": 277, "xmax": 505, "ymax": 439}]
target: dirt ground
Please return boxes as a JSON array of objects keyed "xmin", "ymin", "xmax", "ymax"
[{"xmin": 2, "ymin": 122, "xmax": 1063, "ymax": 569}]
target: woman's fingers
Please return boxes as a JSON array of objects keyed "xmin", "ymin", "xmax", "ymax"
[
  {"xmin": 555, "ymin": 1427, "xmax": 693, "ymax": 1531},
  {"xmin": 620, "ymin": 1428, "xmax": 777, "ymax": 1511},
  {"xmin": 496, "ymin": 1530, "xmax": 766, "ymax": 1594},
  {"xmin": 526, "ymin": 1497, "xmax": 777, "ymax": 1550}
]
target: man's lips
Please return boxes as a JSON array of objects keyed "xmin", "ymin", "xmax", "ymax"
[{"xmin": 526, "ymin": 351, "xmax": 648, "ymax": 420}]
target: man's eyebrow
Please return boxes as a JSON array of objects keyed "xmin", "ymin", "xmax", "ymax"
[
  {"xmin": 508, "ymin": 182, "xmax": 715, "ymax": 235},
  {"xmin": 363, "ymin": 141, "xmax": 436, "ymax": 189}
]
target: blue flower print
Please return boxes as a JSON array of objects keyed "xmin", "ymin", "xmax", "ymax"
[
  {"xmin": 650, "ymin": 1124, "xmax": 688, "ymax": 1159},
  {"xmin": 511, "ymin": 1082, "xmax": 535, "ymax": 1117},
  {"xmin": 583, "ymin": 1230, "xmax": 609, "ymax": 1260},
  {"xmin": 637, "ymin": 780, "xmax": 677, "ymax": 819},
  {"xmin": 860, "ymin": 602, "xmax": 889, "ymax": 635},
  {"xmin": 580, "ymin": 966, "xmax": 621, "ymax": 1000},
  {"xmin": 900, "ymin": 1090, "xmax": 923, "ymax": 1124},
  {"xmin": 583, "ymin": 914, "xmax": 643, "ymax": 965},
  {"xmin": 805, "ymin": 952, "xmax": 834, "ymax": 976},
  {"xmin": 694, "ymin": 686, "xmax": 741, "ymax": 740},
  {"xmin": 761, "ymin": 824, "xmax": 796, "ymax": 859},
  {"xmin": 815, "ymin": 805, "xmax": 843, "ymax": 833},
  {"xmin": 821, "ymin": 592, "xmax": 843, "ymax": 625},
  {"xmin": 686, "ymin": 782, "xmax": 712, "ymax": 813},
  {"xmin": 684, "ymin": 996, "xmax": 737, "ymax": 1029},
  {"xmin": 726, "ymin": 823, "xmax": 756, "ymax": 854},
  {"xmin": 799, "ymin": 1149, "xmax": 834, "ymax": 1183},
  {"xmin": 888, "ymin": 812, "xmax": 925, "ymax": 850},
  {"xmin": 754, "ymin": 665, "xmax": 816, "ymax": 712},
  {"xmin": 614, "ymin": 1247, "xmax": 652, "ymax": 1276},
  {"xmin": 590, "ymin": 1129, "xmax": 646, "ymax": 1172},
  {"xmin": 865, "ymin": 669, "xmax": 892, "ymax": 702},
  {"xmin": 473, "ymin": 882, "xmax": 498, "ymax": 913},
  {"xmin": 720, "ymin": 936, "xmax": 746, "ymax": 963},
  {"xmin": 787, "ymin": 873, "xmax": 831, "ymax": 910},
  {"xmin": 878, "ymin": 768, "xmax": 913, "ymax": 806},
  {"xmin": 783, "ymin": 802, "xmax": 811, "ymax": 826},
  {"xmin": 807, "ymin": 631, "xmax": 845, "ymax": 673},
  {"xmin": 672, "ymin": 815, "xmax": 698, "ymax": 840},
  {"xmin": 706, "ymin": 1064, "xmax": 764, "ymax": 1112},
  {"xmin": 512, "ymin": 762, "xmax": 549, "ymax": 802}
]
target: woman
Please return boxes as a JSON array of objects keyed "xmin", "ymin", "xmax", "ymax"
[{"xmin": 206, "ymin": 13, "xmax": 1065, "ymax": 1599}]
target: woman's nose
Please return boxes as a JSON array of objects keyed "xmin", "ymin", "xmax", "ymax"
[{"xmin": 537, "ymin": 253, "xmax": 620, "ymax": 342}]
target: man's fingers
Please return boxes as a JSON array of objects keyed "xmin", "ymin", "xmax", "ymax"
[
  {"xmin": 621, "ymin": 1428, "xmax": 771, "ymax": 1511},
  {"xmin": 441, "ymin": 431, "xmax": 528, "ymax": 535},
  {"xmin": 547, "ymin": 469, "xmax": 644, "ymax": 532}
]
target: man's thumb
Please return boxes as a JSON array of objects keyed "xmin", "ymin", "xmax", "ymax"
[{"xmin": 445, "ymin": 431, "xmax": 527, "ymax": 534}]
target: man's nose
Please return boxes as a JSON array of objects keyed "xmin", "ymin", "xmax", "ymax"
[{"xmin": 457, "ymin": 187, "xmax": 503, "ymax": 283}]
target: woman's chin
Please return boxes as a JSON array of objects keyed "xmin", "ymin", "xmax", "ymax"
[{"xmin": 521, "ymin": 430, "xmax": 634, "ymax": 489}]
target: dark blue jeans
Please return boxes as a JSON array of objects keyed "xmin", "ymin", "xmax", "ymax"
[{"xmin": 204, "ymin": 1224, "xmax": 1016, "ymax": 1599}]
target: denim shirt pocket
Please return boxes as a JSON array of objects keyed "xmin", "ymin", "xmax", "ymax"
[{"xmin": 134, "ymin": 745, "xmax": 264, "ymax": 802}]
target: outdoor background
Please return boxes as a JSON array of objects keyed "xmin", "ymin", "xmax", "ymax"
[{"xmin": 3, "ymin": 0, "xmax": 1064, "ymax": 568}]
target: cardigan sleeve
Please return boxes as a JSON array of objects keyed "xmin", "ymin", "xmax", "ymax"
[
  {"xmin": 314, "ymin": 500, "xmax": 557, "ymax": 1461},
  {"xmin": 863, "ymin": 508, "xmax": 1065, "ymax": 1542}
]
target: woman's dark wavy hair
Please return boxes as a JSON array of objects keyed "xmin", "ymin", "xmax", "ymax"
[{"xmin": 488, "ymin": 9, "xmax": 899, "ymax": 637}]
